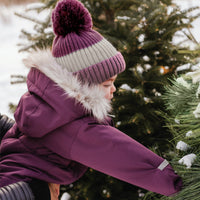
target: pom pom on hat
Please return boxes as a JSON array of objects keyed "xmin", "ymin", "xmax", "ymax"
[
  {"xmin": 52, "ymin": 0, "xmax": 92, "ymax": 36},
  {"xmin": 52, "ymin": 0, "xmax": 126, "ymax": 85}
]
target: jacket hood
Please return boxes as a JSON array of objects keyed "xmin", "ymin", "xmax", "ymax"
[{"xmin": 23, "ymin": 49, "xmax": 112, "ymax": 122}]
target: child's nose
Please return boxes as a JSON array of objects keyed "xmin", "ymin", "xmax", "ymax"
[{"xmin": 111, "ymin": 84, "xmax": 116, "ymax": 93}]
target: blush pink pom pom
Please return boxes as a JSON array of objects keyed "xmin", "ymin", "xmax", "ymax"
[{"xmin": 52, "ymin": 0, "xmax": 92, "ymax": 36}]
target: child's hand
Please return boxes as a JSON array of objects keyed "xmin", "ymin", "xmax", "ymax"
[{"xmin": 48, "ymin": 183, "xmax": 60, "ymax": 200}]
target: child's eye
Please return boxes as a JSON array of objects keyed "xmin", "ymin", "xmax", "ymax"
[{"xmin": 103, "ymin": 84, "xmax": 111, "ymax": 87}]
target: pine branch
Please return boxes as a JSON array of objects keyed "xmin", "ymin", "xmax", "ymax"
[
  {"xmin": 14, "ymin": 12, "xmax": 44, "ymax": 25},
  {"xmin": 10, "ymin": 75, "xmax": 27, "ymax": 84}
]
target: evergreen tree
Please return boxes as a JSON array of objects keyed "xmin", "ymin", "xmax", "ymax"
[
  {"xmin": 143, "ymin": 48, "xmax": 200, "ymax": 200},
  {"xmin": 14, "ymin": 0, "xmax": 200, "ymax": 199}
]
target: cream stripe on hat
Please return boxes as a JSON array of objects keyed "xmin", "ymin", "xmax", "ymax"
[{"xmin": 55, "ymin": 38, "xmax": 118, "ymax": 72}]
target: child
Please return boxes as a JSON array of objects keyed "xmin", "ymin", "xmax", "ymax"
[{"xmin": 0, "ymin": 0, "xmax": 182, "ymax": 198}]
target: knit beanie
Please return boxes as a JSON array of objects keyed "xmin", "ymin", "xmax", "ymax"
[{"xmin": 52, "ymin": 0, "xmax": 126, "ymax": 85}]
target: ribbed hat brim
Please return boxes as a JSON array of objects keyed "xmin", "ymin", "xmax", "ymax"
[{"xmin": 74, "ymin": 52, "xmax": 125, "ymax": 84}]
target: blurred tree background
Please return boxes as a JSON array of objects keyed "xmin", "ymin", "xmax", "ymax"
[{"xmin": 12, "ymin": 0, "xmax": 200, "ymax": 199}]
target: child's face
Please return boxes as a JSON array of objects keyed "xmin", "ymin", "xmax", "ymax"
[{"xmin": 100, "ymin": 75, "xmax": 117, "ymax": 101}]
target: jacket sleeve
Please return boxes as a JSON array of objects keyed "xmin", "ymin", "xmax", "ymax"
[
  {"xmin": 70, "ymin": 122, "xmax": 182, "ymax": 196},
  {"xmin": 0, "ymin": 114, "xmax": 15, "ymax": 143}
]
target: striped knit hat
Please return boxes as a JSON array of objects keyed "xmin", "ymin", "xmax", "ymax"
[{"xmin": 52, "ymin": 0, "xmax": 126, "ymax": 85}]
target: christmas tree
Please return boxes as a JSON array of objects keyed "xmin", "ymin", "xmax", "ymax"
[
  {"xmin": 143, "ymin": 47, "xmax": 200, "ymax": 199},
  {"xmin": 14, "ymin": 0, "xmax": 200, "ymax": 199}
]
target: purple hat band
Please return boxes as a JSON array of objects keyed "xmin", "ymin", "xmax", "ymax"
[{"xmin": 74, "ymin": 52, "xmax": 125, "ymax": 84}]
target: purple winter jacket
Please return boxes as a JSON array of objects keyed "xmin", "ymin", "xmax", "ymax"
[{"xmin": 0, "ymin": 49, "xmax": 182, "ymax": 196}]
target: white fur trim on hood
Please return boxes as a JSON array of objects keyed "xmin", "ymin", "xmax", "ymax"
[{"xmin": 23, "ymin": 49, "xmax": 112, "ymax": 121}]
